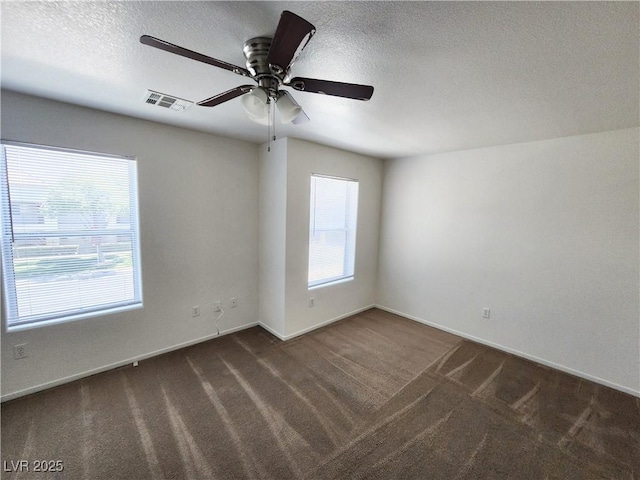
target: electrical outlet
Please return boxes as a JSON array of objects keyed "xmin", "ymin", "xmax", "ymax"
[
  {"xmin": 482, "ymin": 308, "xmax": 491, "ymax": 319},
  {"xmin": 309, "ymin": 297, "xmax": 315, "ymax": 308},
  {"xmin": 230, "ymin": 297, "xmax": 238, "ymax": 308},
  {"xmin": 214, "ymin": 301, "xmax": 222, "ymax": 312},
  {"xmin": 191, "ymin": 306, "xmax": 201, "ymax": 318},
  {"xmin": 14, "ymin": 343, "xmax": 28, "ymax": 360}
]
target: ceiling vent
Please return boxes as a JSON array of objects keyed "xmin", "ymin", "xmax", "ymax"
[{"xmin": 143, "ymin": 90, "xmax": 193, "ymax": 111}]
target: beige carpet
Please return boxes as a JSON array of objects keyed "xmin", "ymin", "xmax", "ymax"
[{"xmin": 1, "ymin": 309, "xmax": 638, "ymax": 479}]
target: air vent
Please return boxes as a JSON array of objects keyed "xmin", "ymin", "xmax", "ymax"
[{"xmin": 143, "ymin": 90, "xmax": 193, "ymax": 111}]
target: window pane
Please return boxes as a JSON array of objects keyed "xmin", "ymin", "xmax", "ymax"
[
  {"xmin": 308, "ymin": 175, "xmax": 358, "ymax": 288},
  {"xmin": 1, "ymin": 142, "xmax": 142, "ymax": 329},
  {"xmin": 309, "ymin": 229, "xmax": 348, "ymax": 284},
  {"xmin": 10, "ymin": 236, "xmax": 136, "ymax": 319}
]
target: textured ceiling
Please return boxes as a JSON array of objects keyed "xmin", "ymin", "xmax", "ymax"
[{"xmin": 1, "ymin": 1, "xmax": 638, "ymax": 159}]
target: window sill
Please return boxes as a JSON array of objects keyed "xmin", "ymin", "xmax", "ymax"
[
  {"xmin": 5, "ymin": 302, "xmax": 143, "ymax": 333},
  {"xmin": 308, "ymin": 276, "xmax": 354, "ymax": 291}
]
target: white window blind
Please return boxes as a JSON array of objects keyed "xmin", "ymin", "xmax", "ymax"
[
  {"xmin": 308, "ymin": 174, "xmax": 359, "ymax": 288},
  {"xmin": 1, "ymin": 142, "xmax": 143, "ymax": 331}
]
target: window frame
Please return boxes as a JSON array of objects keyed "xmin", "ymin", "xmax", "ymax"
[
  {"xmin": 0, "ymin": 140, "xmax": 143, "ymax": 332},
  {"xmin": 307, "ymin": 173, "xmax": 359, "ymax": 289}
]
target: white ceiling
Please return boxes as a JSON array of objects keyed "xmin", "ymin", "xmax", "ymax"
[{"xmin": 2, "ymin": 1, "xmax": 638, "ymax": 159}]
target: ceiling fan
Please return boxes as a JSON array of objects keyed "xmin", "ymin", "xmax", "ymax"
[{"xmin": 140, "ymin": 10, "xmax": 374, "ymax": 126}]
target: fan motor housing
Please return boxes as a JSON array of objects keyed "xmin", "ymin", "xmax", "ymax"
[
  {"xmin": 243, "ymin": 37, "xmax": 281, "ymax": 96},
  {"xmin": 243, "ymin": 37, "xmax": 272, "ymax": 77}
]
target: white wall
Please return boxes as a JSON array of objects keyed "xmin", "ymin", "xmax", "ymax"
[
  {"xmin": 4, "ymin": 91, "xmax": 635, "ymax": 400},
  {"xmin": 378, "ymin": 128, "xmax": 640, "ymax": 395},
  {"xmin": 284, "ymin": 139, "xmax": 383, "ymax": 338},
  {"xmin": 257, "ymin": 138, "xmax": 383, "ymax": 339},
  {"xmin": 258, "ymin": 138, "xmax": 287, "ymax": 335},
  {"xmin": 1, "ymin": 91, "xmax": 260, "ymax": 399}
]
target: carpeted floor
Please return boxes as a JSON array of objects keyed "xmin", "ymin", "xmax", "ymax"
[{"xmin": 1, "ymin": 308, "xmax": 639, "ymax": 479}]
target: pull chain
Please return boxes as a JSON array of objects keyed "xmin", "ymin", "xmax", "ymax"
[
  {"xmin": 267, "ymin": 99, "xmax": 271, "ymax": 152},
  {"xmin": 272, "ymin": 96, "xmax": 277, "ymax": 143}
]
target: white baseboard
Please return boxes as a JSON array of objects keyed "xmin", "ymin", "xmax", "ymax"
[
  {"xmin": 374, "ymin": 304, "xmax": 640, "ymax": 398},
  {"xmin": 2, "ymin": 305, "xmax": 375, "ymax": 402},
  {"xmin": 1, "ymin": 321, "xmax": 259, "ymax": 403},
  {"xmin": 257, "ymin": 321, "xmax": 286, "ymax": 340},
  {"xmin": 8, "ymin": 304, "xmax": 634, "ymax": 401},
  {"xmin": 260, "ymin": 304, "xmax": 376, "ymax": 341}
]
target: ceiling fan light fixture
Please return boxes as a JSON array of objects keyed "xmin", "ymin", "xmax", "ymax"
[
  {"xmin": 241, "ymin": 87, "xmax": 268, "ymax": 120},
  {"xmin": 276, "ymin": 91, "xmax": 302, "ymax": 123},
  {"xmin": 246, "ymin": 111, "xmax": 270, "ymax": 125}
]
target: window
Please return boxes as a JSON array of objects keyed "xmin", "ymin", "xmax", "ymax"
[
  {"xmin": 308, "ymin": 174, "xmax": 359, "ymax": 288},
  {"xmin": 1, "ymin": 142, "xmax": 143, "ymax": 331}
]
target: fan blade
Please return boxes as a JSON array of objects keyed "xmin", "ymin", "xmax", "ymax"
[
  {"xmin": 266, "ymin": 11, "xmax": 316, "ymax": 76},
  {"xmin": 287, "ymin": 77, "xmax": 374, "ymax": 101},
  {"xmin": 197, "ymin": 85, "xmax": 254, "ymax": 107},
  {"xmin": 140, "ymin": 35, "xmax": 251, "ymax": 77}
]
